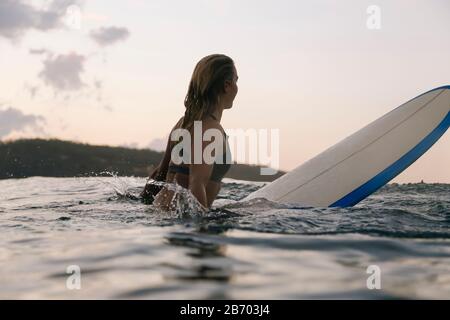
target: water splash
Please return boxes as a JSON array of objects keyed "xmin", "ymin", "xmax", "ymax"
[
  {"xmin": 88, "ymin": 172, "xmax": 209, "ymax": 218},
  {"xmin": 144, "ymin": 179, "xmax": 208, "ymax": 218},
  {"xmin": 76, "ymin": 170, "xmax": 131, "ymax": 196}
]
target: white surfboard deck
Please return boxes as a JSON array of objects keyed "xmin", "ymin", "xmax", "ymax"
[{"xmin": 243, "ymin": 86, "xmax": 450, "ymax": 207}]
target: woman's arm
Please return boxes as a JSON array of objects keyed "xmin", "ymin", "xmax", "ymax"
[
  {"xmin": 189, "ymin": 162, "xmax": 213, "ymax": 209},
  {"xmin": 155, "ymin": 134, "xmax": 173, "ymax": 177},
  {"xmin": 188, "ymin": 121, "xmax": 218, "ymax": 209},
  {"xmin": 140, "ymin": 117, "xmax": 184, "ymax": 200},
  {"xmin": 150, "ymin": 117, "xmax": 184, "ymax": 180}
]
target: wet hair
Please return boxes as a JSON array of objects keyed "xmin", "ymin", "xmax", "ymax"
[{"xmin": 181, "ymin": 54, "xmax": 235, "ymax": 130}]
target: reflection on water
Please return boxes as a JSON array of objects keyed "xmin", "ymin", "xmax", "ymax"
[
  {"xmin": 0, "ymin": 176, "xmax": 449, "ymax": 299},
  {"xmin": 165, "ymin": 227, "xmax": 232, "ymax": 283}
]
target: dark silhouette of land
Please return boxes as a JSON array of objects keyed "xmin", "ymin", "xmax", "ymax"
[{"xmin": 0, "ymin": 139, "xmax": 285, "ymax": 181}]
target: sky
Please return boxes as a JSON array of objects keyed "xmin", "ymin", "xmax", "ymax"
[{"xmin": 0, "ymin": 0, "xmax": 449, "ymax": 183}]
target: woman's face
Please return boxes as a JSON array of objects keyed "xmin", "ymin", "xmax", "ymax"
[{"xmin": 223, "ymin": 66, "xmax": 238, "ymax": 109}]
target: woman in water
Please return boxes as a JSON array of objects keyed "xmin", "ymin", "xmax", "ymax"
[{"xmin": 140, "ymin": 54, "xmax": 239, "ymax": 210}]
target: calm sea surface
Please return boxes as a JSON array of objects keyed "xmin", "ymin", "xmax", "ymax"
[{"xmin": 0, "ymin": 176, "xmax": 449, "ymax": 299}]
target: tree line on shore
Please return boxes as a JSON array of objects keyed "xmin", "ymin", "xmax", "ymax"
[{"xmin": 0, "ymin": 139, "xmax": 284, "ymax": 181}]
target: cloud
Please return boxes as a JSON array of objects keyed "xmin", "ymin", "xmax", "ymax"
[
  {"xmin": 90, "ymin": 26, "xmax": 130, "ymax": 46},
  {"xmin": 120, "ymin": 142, "xmax": 139, "ymax": 149},
  {"xmin": 93, "ymin": 79, "xmax": 103, "ymax": 100},
  {"xmin": 147, "ymin": 136, "xmax": 168, "ymax": 152},
  {"xmin": 0, "ymin": 107, "xmax": 45, "ymax": 138},
  {"xmin": 33, "ymin": 51, "xmax": 109, "ymax": 106},
  {"xmin": 24, "ymin": 83, "xmax": 39, "ymax": 99},
  {"xmin": 29, "ymin": 48, "xmax": 49, "ymax": 55},
  {"xmin": 103, "ymin": 104, "xmax": 113, "ymax": 112},
  {"xmin": 38, "ymin": 52, "xmax": 86, "ymax": 92},
  {"xmin": 94, "ymin": 79, "xmax": 102, "ymax": 90},
  {"xmin": 0, "ymin": 0, "xmax": 83, "ymax": 40}
]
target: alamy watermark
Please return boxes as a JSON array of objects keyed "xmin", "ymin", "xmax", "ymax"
[
  {"xmin": 64, "ymin": 5, "xmax": 83, "ymax": 30},
  {"xmin": 170, "ymin": 121, "xmax": 280, "ymax": 175},
  {"xmin": 366, "ymin": 5, "xmax": 381, "ymax": 30},
  {"xmin": 366, "ymin": 265, "xmax": 381, "ymax": 290},
  {"xmin": 66, "ymin": 265, "xmax": 81, "ymax": 290}
]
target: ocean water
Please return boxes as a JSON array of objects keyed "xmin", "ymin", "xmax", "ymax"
[{"xmin": 0, "ymin": 176, "xmax": 449, "ymax": 299}]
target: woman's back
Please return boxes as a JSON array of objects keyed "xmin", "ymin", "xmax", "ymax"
[{"xmin": 154, "ymin": 115, "xmax": 231, "ymax": 209}]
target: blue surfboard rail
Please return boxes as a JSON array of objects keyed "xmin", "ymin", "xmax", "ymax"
[{"xmin": 330, "ymin": 110, "xmax": 450, "ymax": 207}]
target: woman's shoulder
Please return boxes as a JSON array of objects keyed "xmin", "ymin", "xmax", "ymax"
[
  {"xmin": 171, "ymin": 116, "xmax": 184, "ymax": 131},
  {"xmin": 172, "ymin": 115, "xmax": 224, "ymax": 135},
  {"xmin": 202, "ymin": 119, "xmax": 226, "ymax": 139}
]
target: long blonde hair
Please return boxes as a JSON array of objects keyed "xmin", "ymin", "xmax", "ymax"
[{"xmin": 181, "ymin": 54, "xmax": 235, "ymax": 130}]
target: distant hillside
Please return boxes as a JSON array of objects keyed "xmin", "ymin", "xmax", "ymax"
[{"xmin": 0, "ymin": 139, "xmax": 285, "ymax": 182}]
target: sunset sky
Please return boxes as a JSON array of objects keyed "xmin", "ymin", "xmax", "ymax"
[{"xmin": 1, "ymin": 0, "xmax": 449, "ymax": 182}]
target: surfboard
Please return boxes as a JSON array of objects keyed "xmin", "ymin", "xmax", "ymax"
[{"xmin": 243, "ymin": 86, "xmax": 450, "ymax": 207}]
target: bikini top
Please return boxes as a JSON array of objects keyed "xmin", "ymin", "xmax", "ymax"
[{"xmin": 168, "ymin": 119, "xmax": 231, "ymax": 183}]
